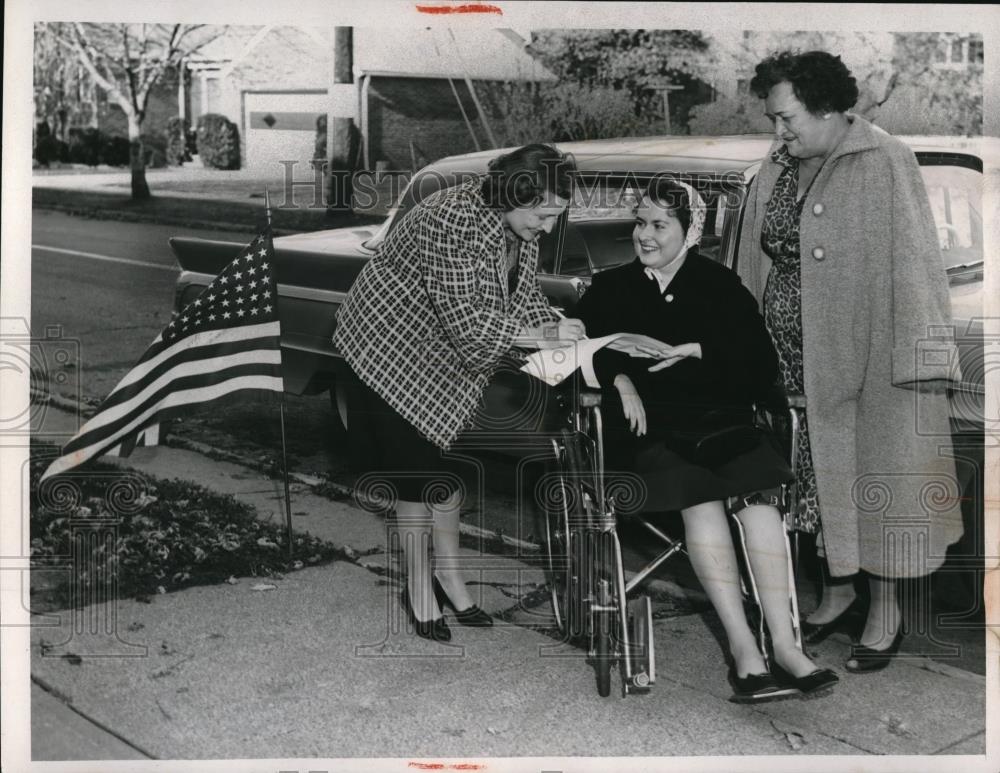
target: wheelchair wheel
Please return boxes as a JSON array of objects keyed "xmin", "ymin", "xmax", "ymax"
[
  {"xmin": 546, "ymin": 434, "xmax": 582, "ymax": 637},
  {"xmin": 592, "ymin": 530, "xmax": 616, "ymax": 698},
  {"xmin": 595, "ymin": 603, "xmax": 612, "ymax": 697}
]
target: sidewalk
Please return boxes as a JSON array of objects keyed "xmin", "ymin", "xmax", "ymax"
[{"xmin": 20, "ymin": 405, "xmax": 989, "ymax": 767}]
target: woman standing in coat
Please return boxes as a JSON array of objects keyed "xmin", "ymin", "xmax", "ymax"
[
  {"xmin": 334, "ymin": 144, "xmax": 584, "ymax": 642},
  {"xmin": 737, "ymin": 51, "xmax": 963, "ymax": 671},
  {"xmin": 576, "ymin": 178, "xmax": 837, "ymax": 701}
]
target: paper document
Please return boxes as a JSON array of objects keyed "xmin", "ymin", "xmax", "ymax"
[{"xmin": 520, "ymin": 333, "xmax": 668, "ymax": 388}]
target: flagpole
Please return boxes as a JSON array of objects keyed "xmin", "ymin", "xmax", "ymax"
[{"xmin": 266, "ymin": 189, "xmax": 296, "ymax": 562}]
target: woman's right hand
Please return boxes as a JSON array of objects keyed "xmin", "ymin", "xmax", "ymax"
[{"xmin": 614, "ymin": 374, "xmax": 646, "ymax": 436}]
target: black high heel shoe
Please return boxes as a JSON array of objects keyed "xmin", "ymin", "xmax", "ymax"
[
  {"xmin": 845, "ymin": 630, "xmax": 904, "ymax": 673},
  {"xmin": 800, "ymin": 597, "xmax": 864, "ymax": 644},
  {"xmin": 401, "ymin": 583, "xmax": 451, "ymax": 642},
  {"xmin": 432, "ymin": 577, "xmax": 493, "ymax": 627}
]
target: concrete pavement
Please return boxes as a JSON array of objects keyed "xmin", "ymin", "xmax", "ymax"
[{"xmin": 16, "ymin": 404, "xmax": 991, "ymax": 769}]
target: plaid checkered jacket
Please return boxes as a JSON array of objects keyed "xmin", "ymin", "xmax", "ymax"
[{"xmin": 333, "ymin": 176, "xmax": 557, "ymax": 449}]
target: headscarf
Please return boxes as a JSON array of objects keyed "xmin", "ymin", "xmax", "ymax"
[{"xmin": 674, "ymin": 180, "xmax": 706, "ymax": 256}]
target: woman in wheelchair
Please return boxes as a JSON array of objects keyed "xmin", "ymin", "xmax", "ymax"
[{"xmin": 573, "ymin": 178, "xmax": 837, "ymax": 702}]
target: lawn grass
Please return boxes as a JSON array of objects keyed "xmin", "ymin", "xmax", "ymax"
[{"xmin": 32, "ymin": 187, "xmax": 382, "ymax": 235}]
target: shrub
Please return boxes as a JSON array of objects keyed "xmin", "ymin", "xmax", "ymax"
[
  {"xmin": 486, "ymin": 82, "xmax": 659, "ymax": 145},
  {"xmin": 196, "ymin": 113, "xmax": 241, "ymax": 169},
  {"xmin": 313, "ymin": 113, "xmax": 326, "ymax": 167},
  {"xmin": 34, "ymin": 125, "xmax": 68, "ymax": 166},
  {"xmin": 166, "ymin": 117, "xmax": 190, "ymax": 166},
  {"xmin": 142, "ymin": 132, "xmax": 169, "ymax": 169},
  {"xmin": 99, "ymin": 134, "xmax": 131, "ymax": 167},
  {"xmin": 66, "ymin": 127, "xmax": 103, "ymax": 166},
  {"xmin": 688, "ymin": 94, "xmax": 772, "ymax": 136}
]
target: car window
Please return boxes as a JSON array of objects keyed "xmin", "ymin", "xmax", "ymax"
[
  {"xmin": 559, "ymin": 179, "xmax": 731, "ymax": 276},
  {"xmin": 920, "ymin": 165, "xmax": 983, "ymax": 277}
]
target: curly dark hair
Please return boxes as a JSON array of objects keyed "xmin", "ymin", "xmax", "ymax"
[
  {"xmin": 481, "ymin": 143, "xmax": 576, "ymax": 211},
  {"xmin": 643, "ymin": 177, "xmax": 692, "ymax": 236},
  {"xmin": 749, "ymin": 50, "xmax": 859, "ymax": 114}
]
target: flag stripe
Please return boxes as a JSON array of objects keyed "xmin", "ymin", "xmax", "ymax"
[
  {"xmin": 97, "ymin": 340, "xmax": 280, "ymax": 415},
  {"xmin": 40, "ymin": 229, "xmax": 283, "ymax": 482},
  {"xmin": 43, "ymin": 377, "xmax": 284, "ymax": 479},
  {"xmin": 125, "ymin": 321, "xmax": 280, "ymax": 386},
  {"xmin": 62, "ymin": 361, "xmax": 282, "ymax": 455}
]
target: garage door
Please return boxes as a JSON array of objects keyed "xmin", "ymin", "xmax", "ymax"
[{"xmin": 243, "ymin": 91, "xmax": 329, "ymax": 175}]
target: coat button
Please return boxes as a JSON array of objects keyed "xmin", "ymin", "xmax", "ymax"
[
  {"xmin": 813, "ymin": 203, "xmax": 824, "ymax": 215},
  {"xmin": 665, "ymin": 294, "xmax": 674, "ymax": 303},
  {"xmin": 812, "ymin": 247, "xmax": 825, "ymax": 260}
]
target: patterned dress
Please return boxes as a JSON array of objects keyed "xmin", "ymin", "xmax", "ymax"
[{"xmin": 760, "ymin": 146, "xmax": 821, "ymax": 533}]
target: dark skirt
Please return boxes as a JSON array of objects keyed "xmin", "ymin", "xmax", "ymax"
[
  {"xmin": 342, "ymin": 365, "xmax": 463, "ymax": 505},
  {"xmin": 601, "ymin": 397, "xmax": 792, "ymax": 514}
]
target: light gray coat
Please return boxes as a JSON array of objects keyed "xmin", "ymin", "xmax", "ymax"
[{"xmin": 737, "ymin": 115, "xmax": 963, "ymax": 578}]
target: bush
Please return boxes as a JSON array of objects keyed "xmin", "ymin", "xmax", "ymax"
[
  {"xmin": 314, "ymin": 114, "xmax": 326, "ymax": 163},
  {"xmin": 99, "ymin": 134, "xmax": 131, "ymax": 167},
  {"xmin": 486, "ymin": 82, "xmax": 659, "ymax": 145},
  {"xmin": 66, "ymin": 127, "xmax": 103, "ymax": 166},
  {"xmin": 34, "ymin": 129, "xmax": 69, "ymax": 166},
  {"xmin": 688, "ymin": 94, "xmax": 772, "ymax": 136},
  {"xmin": 196, "ymin": 113, "xmax": 241, "ymax": 169},
  {"xmin": 142, "ymin": 132, "xmax": 168, "ymax": 169},
  {"xmin": 166, "ymin": 116, "xmax": 189, "ymax": 166}
]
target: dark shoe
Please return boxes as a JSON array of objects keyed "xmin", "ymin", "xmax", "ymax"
[
  {"xmin": 727, "ymin": 669, "xmax": 800, "ymax": 704},
  {"xmin": 401, "ymin": 583, "xmax": 451, "ymax": 642},
  {"xmin": 773, "ymin": 665, "xmax": 839, "ymax": 697},
  {"xmin": 433, "ymin": 577, "xmax": 493, "ymax": 627},
  {"xmin": 800, "ymin": 597, "xmax": 864, "ymax": 644},
  {"xmin": 845, "ymin": 630, "xmax": 903, "ymax": 673}
]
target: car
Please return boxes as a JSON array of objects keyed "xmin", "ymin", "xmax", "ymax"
[{"xmin": 171, "ymin": 133, "xmax": 984, "ymax": 445}]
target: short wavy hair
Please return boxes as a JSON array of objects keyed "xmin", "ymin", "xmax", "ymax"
[
  {"xmin": 749, "ymin": 50, "xmax": 859, "ymax": 115},
  {"xmin": 481, "ymin": 143, "xmax": 576, "ymax": 211}
]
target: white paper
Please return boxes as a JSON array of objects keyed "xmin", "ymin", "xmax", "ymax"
[{"xmin": 520, "ymin": 332, "xmax": 667, "ymax": 388}]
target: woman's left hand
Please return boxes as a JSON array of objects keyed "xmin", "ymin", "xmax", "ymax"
[{"xmin": 641, "ymin": 342, "xmax": 703, "ymax": 371}]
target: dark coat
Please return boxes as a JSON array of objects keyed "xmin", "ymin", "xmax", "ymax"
[{"xmin": 573, "ymin": 251, "xmax": 779, "ymax": 432}]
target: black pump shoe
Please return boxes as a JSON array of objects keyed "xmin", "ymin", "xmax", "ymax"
[
  {"xmin": 727, "ymin": 669, "xmax": 800, "ymax": 703},
  {"xmin": 432, "ymin": 577, "xmax": 493, "ymax": 627},
  {"xmin": 401, "ymin": 583, "xmax": 451, "ymax": 642},
  {"xmin": 800, "ymin": 598, "xmax": 864, "ymax": 644},
  {"xmin": 772, "ymin": 665, "xmax": 839, "ymax": 697},
  {"xmin": 845, "ymin": 630, "xmax": 904, "ymax": 673}
]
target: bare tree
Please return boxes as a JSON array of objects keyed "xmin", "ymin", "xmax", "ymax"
[{"xmin": 48, "ymin": 23, "xmax": 222, "ymax": 199}]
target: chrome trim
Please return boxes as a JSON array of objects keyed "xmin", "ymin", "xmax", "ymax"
[{"xmin": 177, "ymin": 270, "xmax": 349, "ymax": 304}]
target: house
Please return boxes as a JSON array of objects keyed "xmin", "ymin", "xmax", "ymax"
[{"xmin": 185, "ymin": 25, "xmax": 557, "ymax": 173}]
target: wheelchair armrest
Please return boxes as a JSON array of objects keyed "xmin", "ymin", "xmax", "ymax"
[{"xmin": 579, "ymin": 389, "xmax": 602, "ymax": 408}]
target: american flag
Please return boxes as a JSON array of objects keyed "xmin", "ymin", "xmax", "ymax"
[{"xmin": 41, "ymin": 230, "xmax": 284, "ymax": 482}]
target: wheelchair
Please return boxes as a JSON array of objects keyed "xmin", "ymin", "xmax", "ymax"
[{"xmin": 544, "ymin": 383, "xmax": 806, "ymax": 698}]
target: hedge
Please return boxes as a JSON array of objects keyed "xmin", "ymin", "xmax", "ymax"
[
  {"xmin": 196, "ymin": 113, "xmax": 241, "ymax": 170},
  {"xmin": 166, "ymin": 116, "xmax": 189, "ymax": 166}
]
